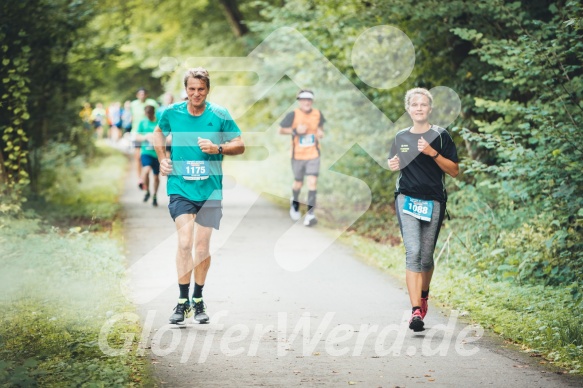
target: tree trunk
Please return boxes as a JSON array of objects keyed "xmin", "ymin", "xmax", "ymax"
[
  {"xmin": 0, "ymin": 148, "xmax": 5, "ymax": 187},
  {"xmin": 217, "ymin": 0, "xmax": 248, "ymax": 37}
]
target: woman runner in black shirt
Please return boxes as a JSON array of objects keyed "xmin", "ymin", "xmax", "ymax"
[{"xmin": 388, "ymin": 88, "xmax": 459, "ymax": 331}]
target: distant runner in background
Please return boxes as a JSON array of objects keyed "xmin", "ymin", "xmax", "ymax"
[
  {"xmin": 135, "ymin": 104, "xmax": 160, "ymax": 207},
  {"xmin": 279, "ymin": 89, "xmax": 326, "ymax": 227},
  {"xmin": 131, "ymin": 88, "xmax": 159, "ymax": 189}
]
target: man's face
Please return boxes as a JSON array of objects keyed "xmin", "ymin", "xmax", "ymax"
[
  {"xmin": 136, "ymin": 90, "xmax": 146, "ymax": 102},
  {"xmin": 298, "ymin": 98, "xmax": 313, "ymax": 113},
  {"xmin": 185, "ymin": 77, "xmax": 209, "ymax": 109}
]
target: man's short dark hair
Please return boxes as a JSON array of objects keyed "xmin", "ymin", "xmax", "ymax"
[{"xmin": 184, "ymin": 67, "xmax": 210, "ymax": 89}]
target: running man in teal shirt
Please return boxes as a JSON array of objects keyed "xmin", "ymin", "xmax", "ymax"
[
  {"xmin": 153, "ymin": 67, "xmax": 245, "ymax": 325},
  {"xmin": 131, "ymin": 88, "xmax": 159, "ymax": 188},
  {"xmin": 135, "ymin": 104, "xmax": 160, "ymax": 206}
]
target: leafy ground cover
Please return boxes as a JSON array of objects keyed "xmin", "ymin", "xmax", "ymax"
[{"xmin": 0, "ymin": 145, "xmax": 152, "ymax": 386}]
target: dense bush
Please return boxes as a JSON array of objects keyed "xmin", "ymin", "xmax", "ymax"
[
  {"xmin": 245, "ymin": 0, "xmax": 583, "ymax": 288},
  {"xmin": 450, "ymin": 0, "xmax": 583, "ymax": 287}
]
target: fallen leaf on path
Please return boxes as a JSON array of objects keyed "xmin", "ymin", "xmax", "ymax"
[{"xmin": 348, "ymin": 382, "xmax": 356, "ymax": 385}]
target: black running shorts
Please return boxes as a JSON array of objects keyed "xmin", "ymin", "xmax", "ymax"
[{"xmin": 168, "ymin": 195, "xmax": 223, "ymax": 229}]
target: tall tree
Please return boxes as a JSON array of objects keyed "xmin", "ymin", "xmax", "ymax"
[{"xmin": 218, "ymin": 0, "xmax": 249, "ymax": 37}]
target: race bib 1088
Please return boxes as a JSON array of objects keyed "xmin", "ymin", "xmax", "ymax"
[{"xmin": 402, "ymin": 195, "xmax": 433, "ymax": 222}]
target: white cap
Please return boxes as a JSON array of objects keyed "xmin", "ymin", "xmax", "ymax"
[{"xmin": 297, "ymin": 91, "xmax": 314, "ymax": 100}]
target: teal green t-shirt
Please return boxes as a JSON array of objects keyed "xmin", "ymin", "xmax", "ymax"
[
  {"xmin": 137, "ymin": 118, "xmax": 158, "ymax": 158},
  {"xmin": 130, "ymin": 99, "xmax": 159, "ymax": 133},
  {"xmin": 158, "ymin": 101, "xmax": 241, "ymax": 202}
]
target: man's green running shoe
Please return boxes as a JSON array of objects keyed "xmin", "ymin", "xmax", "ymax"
[
  {"xmin": 192, "ymin": 298, "xmax": 209, "ymax": 324},
  {"xmin": 169, "ymin": 298, "xmax": 193, "ymax": 324}
]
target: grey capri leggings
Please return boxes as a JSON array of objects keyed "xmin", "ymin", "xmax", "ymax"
[{"xmin": 395, "ymin": 194, "xmax": 446, "ymax": 272}]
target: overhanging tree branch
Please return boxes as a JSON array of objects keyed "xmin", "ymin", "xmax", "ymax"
[{"xmin": 218, "ymin": 0, "xmax": 248, "ymax": 37}]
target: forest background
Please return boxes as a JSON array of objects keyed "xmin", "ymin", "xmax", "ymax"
[{"xmin": 1, "ymin": 0, "xmax": 582, "ymax": 385}]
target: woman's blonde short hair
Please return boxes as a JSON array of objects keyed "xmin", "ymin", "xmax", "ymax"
[{"xmin": 404, "ymin": 88, "xmax": 433, "ymax": 110}]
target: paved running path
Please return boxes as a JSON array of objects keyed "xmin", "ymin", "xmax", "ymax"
[{"xmin": 120, "ymin": 159, "xmax": 582, "ymax": 388}]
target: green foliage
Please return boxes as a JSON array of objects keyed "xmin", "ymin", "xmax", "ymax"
[
  {"xmin": 0, "ymin": 1, "xmax": 103, "ymax": 196},
  {"xmin": 432, "ymin": 269, "xmax": 583, "ymax": 373},
  {"xmin": 0, "ymin": 1, "xmax": 98, "ymax": 206},
  {"xmin": 0, "ymin": 146, "xmax": 147, "ymax": 386},
  {"xmin": 0, "ymin": 22, "xmax": 31, "ymax": 214},
  {"xmin": 107, "ymin": 0, "xmax": 251, "ymax": 96},
  {"xmin": 448, "ymin": 179, "xmax": 582, "ymax": 287},
  {"xmin": 0, "ymin": 299, "xmax": 146, "ymax": 387},
  {"xmin": 0, "ymin": 358, "xmax": 45, "ymax": 387},
  {"xmin": 1, "ymin": 0, "xmax": 257, "ymax": 213},
  {"xmin": 451, "ymin": 0, "xmax": 583, "ymax": 286},
  {"xmin": 32, "ymin": 143, "xmax": 126, "ymax": 223}
]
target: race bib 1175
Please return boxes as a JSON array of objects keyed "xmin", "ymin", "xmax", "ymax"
[{"xmin": 180, "ymin": 160, "xmax": 209, "ymax": 181}]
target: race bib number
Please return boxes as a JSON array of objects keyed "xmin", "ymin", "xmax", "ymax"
[
  {"xmin": 402, "ymin": 196, "xmax": 433, "ymax": 222},
  {"xmin": 298, "ymin": 134, "xmax": 315, "ymax": 147},
  {"xmin": 180, "ymin": 160, "xmax": 209, "ymax": 181}
]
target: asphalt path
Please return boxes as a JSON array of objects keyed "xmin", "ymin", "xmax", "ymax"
[{"xmin": 120, "ymin": 158, "xmax": 582, "ymax": 388}]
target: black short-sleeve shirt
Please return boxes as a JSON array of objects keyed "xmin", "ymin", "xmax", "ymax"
[{"xmin": 388, "ymin": 125, "xmax": 458, "ymax": 203}]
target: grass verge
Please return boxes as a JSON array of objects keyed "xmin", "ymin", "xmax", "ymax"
[
  {"xmin": 0, "ymin": 144, "xmax": 153, "ymax": 387},
  {"xmin": 339, "ymin": 232, "xmax": 583, "ymax": 375}
]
